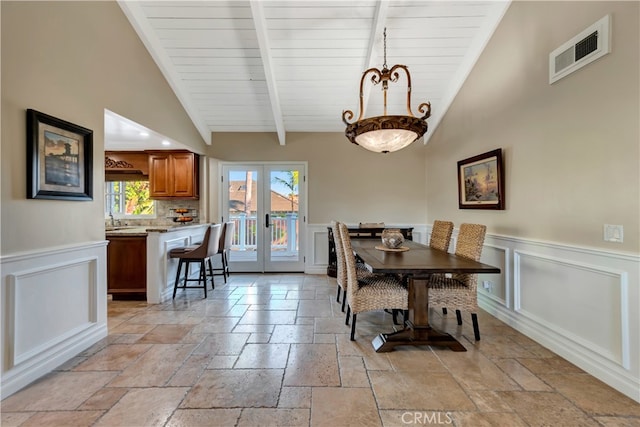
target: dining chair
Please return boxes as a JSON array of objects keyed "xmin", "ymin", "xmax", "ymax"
[
  {"xmin": 330, "ymin": 220, "xmax": 374, "ymax": 312},
  {"xmin": 429, "ymin": 220, "xmax": 454, "ymax": 252},
  {"xmin": 170, "ymin": 223, "xmax": 222, "ymax": 299},
  {"xmin": 428, "ymin": 223, "xmax": 487, "ymax": 340},
  {"xmin": 339, "ymin": 222, "xmax": 408, "ymax": 341},
  {"xmin": 209, "ymin": 221, "xmax": 235, "ymax": 284}
]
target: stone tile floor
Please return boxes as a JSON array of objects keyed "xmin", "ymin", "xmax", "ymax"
[{"xmin": 2, "ymin": 274, "xmax": 639, "ymax": 426}]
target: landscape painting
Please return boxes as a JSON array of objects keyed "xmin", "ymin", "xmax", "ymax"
[
  {"xmin": 457, "ymin": 148, "xmax": 504, "ymax": 210},
  {"xmin": 27, "ymin": 109, "xmax": 93, "ymax": 200}
]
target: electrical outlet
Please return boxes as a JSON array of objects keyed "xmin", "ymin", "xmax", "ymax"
[
  {"xmin": 482, "ymin": 280, "xmax": 491, "ymax": 290},
  {"xmin": 604, "ymin": 224, "xmax": 623, "ymax": 243}
]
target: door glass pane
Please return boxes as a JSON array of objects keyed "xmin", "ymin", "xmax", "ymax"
[
  {"xmin": 227, "ymin": 169, "xmax": 259, "ymax": 263},
  {"xmin": 269, "ymin": 169, "xmax": 299, "ymax": 262}
]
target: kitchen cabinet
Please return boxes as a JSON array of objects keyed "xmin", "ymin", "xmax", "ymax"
[
  {"xmin": 107, "ymin": 235, "xmax": 147, "ymax": 300},
  {"xmin": 148, "ymin": 150, "xmax": 199, "ymax": 199}
]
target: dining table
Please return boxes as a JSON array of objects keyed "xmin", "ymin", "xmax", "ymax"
[{"xmin": 350, "ymin": 239, "xmax": 501, "ymax": 352}]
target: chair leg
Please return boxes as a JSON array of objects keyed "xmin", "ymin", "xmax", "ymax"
[
  {"xmin": 471, "ymin": 313, "xmax": 480, "ymax": 341},
  {"xmin": 173, "ymin": 259, "xmax": 183, "ymax": 299},
  {"xmin": 442, "ymin": 307, "xmax": 448, "ymax": 315},
  {"xmin": 341, "ymin": 289, "xmax": 347, "ymax": 312},
  {"xmin": 455, "ymin": 309, "xmax": 463, "ymax": 325},
  {"xmin": 403, "ymin": 310, "xmax": 408, "ymax": 323},
  {"xmin": 221, "ymin": 252, "xmax": 228, "ymax": 283},
  {"xmin": 350, "ymin": 313, "xmax": 357, "ymax": 341},
  {"xmin": 345, "ymin": 305, "xmax": 351, "ymax": 326},
  {"xmin": 336, "ymin": 285, "xmax": 341, "ymax": 303},
  {"xmin": 392, "ymin": 309, "xmax": 399, "ymax": 325},
  {"xmin": 207, "ymin": 258, "xmax": 215, "ymax": 289},
  {"xmin": 200, "ymin": 260, "xmax": 207, "ymax": 299}
]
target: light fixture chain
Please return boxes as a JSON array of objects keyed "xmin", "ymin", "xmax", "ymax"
[{"xmin": 383, "ymin": 27, "xmax": 387, "ymax": 69}]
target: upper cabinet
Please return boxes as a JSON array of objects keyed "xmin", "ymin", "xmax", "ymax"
[
  {"xmin": 148, "ymin": 150, "xmax": 199, "ymax": 199},
  {"xmin": 105, "ymin": 151, "xmax": 150, "ymax": 181}
]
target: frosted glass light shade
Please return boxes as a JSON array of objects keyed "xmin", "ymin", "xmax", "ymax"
[{"xmin": 355, "ymin": 129, "xmax": 418, "ymax": 153}]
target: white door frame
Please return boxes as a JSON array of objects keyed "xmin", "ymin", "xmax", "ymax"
[{"xmin": 219, "ymin": 161, "xmax": 307, "ymax": 273}]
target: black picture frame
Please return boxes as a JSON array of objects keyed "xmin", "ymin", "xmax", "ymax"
[
  {"xmin": 27, "ymin": 109, "xmax": 93, "ymax": 201},
  {"xmin": 457, "ymin": 148, "xmax": 504, "ymax": 210}
]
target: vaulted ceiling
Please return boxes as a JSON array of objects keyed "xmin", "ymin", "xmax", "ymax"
[{"xmin": 117, "ymin": 1, "xmax": 510, "ymax": 146}]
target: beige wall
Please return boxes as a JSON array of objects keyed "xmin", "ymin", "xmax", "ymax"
[
  {"xmin": 1, "ymin": 1, "xmax": 206, "ymax": 254},
  {"xmin": 425, "ymin": 1, "xmax": 639, "ymax": 253},
  {"xmin": 208, "ymin": 132, "xmax": 428, "ymax": 224}
]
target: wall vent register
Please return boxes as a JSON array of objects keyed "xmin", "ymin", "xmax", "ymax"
[{"xmin": 549, "ymin": 15, "xmax": 610, "ymax": 84}]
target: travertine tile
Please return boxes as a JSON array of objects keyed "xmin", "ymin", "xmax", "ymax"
[
  {"xmin": 284, "ymin": 344, "xmax": 340, "ymax": 387},
  {"xmin": 386, "ymin": 347, "xmax": 448, "ymax": 373},
  {"xmin": 1, "ymin": 372, "xmax": 118, "ymax": 411},
  {"xmin": 247, "ymin": 332, "xmax": 272, "ymax": 343},
  {"xmin": 248, "ymin": 300, "xmax": 300, "ymax": 311},
  {"xmin": 190, "ymin": 317, "xmax": 240, "ymax": 334},
  {"xmin": 238, "ymin": 408, "xmax": 310, "ymax": 426},
  {"xmin": 239, "ymin": 309, "xmax": 297, "ymax": 325},
  {"xmin": 369, "ymin": 371, "xmax": 476, "ymax": 410},
  {"xmin": 95, "ymin": 387, "xmax": 188, "ymax": 426},
  {"xmin": 494, "ymin": 358, "xmax": 553, "ymax": 391},
  {"xmin": 339, "ymin": 356, "xmax": 370, "ymax": 388},
  {"xmin": 311, "ymin": 387, "xmax": 382, "ymax": 427},
  {"xmin": 192, "ymin": 332, "xmax": 249, "ymax": 356},
  {"xmin": 167, "ymin": 354, "xmax": 212, "ymax": 386},
  {"xmin": 538, "ymin": 373, "xmax": 640, "ymax": 416},
  {"xmin": 166, "ymin": 409, "xmax": 241, "ymax": 427},
  {"xmin": 20, "ymin": 410, "xmax": 104, "ymax": 427},
  {"xmin": 434, "ymin": 350, "xmax": 520, "ymax": 391},
  {"xmin": 0, "ymin": 412, "xmax": 34, "ymax": 427},
  {"xmin": 78, "ymin": 387, "xmax": 129, "ymax": 410},
  {"xmin": 271, "ymin": 324, "xmax": 314, "ymax": 343},
  {"xmin": 497, "ymin": 391, "xmax": 600, "ymax": 426},
  {"xmin": 465, "ymin": 390, "xmax": 514, "ymax": 412},
  {"xmin": 594, "ymin": 416, "xmax": 640, "ymax": 426},
  {"xmin": 74, "ymin": 344, "xmax": 151, "ymax": 371},
  {"xmin": 108, "ymin": 344, "xmax": 195, "ymax": 387},
  {"xmin": 297, "ymin": 299, "xmax": 333, "ymax": 317},
  {"xmin": 181, "ymin": 369, "xmax": 283, "ymax": 408},
  {"xmin": 517, "ymin": 356, "xmax": 585, "ymax": 374},
  {"xmin": 278, "ymin": 387, "xmax": 312, "ymax": 408},
  {"xmin": 235, "ymin": 343, "xmax": 290, "ymax": 369}
]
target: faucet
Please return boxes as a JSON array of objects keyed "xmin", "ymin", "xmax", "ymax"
[{"xmin": 109, "ymin": 212, "xmax": 116, "ymax": 227}]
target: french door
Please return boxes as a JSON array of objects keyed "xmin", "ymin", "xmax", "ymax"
[{"xmin": 221, "ymin": 163, "xmax": 306, "ymax": 272}]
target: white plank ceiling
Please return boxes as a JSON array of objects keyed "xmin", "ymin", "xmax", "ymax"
[{"xmin": 117, "ymin": 0, "xmax": 510, "ymax": 146}]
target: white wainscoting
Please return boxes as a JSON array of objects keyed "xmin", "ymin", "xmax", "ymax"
[
  {"xmin": 1, "ymin": 241, "xmax": 108, "ymax": 398},
  {"xmin": 305, "ymin": 223, "xmax": 640, "ymax": 402}
]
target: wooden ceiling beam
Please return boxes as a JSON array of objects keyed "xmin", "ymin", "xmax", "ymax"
[{"xmin": 250, "ymin": 1, "xmax": 286, "ymax": 145}]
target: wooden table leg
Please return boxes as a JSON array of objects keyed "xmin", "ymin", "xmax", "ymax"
[{"xmin": 372, "ymin": 277, "xmax": 466, "ymax": 352}]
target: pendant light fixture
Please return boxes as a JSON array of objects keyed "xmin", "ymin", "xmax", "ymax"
[{"xmin": 342, "ymin": 28, "xmax": 431, "ymax": 153}]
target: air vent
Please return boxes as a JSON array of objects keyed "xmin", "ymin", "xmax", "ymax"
[{"xmin": 549, "ymin": 15, "xmax": 611, "ymax": 84}]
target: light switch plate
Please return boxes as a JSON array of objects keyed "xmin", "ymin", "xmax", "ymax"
[{"xmin": 604, "ymin": 224, "xmax": 623, "ymax": 242}]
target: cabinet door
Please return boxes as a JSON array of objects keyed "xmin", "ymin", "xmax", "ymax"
[
  {"xmin": 149, "ymin": 154, "xmax": 171, "ymax": 197},
  {"xmin": 171, "ymin": 152, "xmax": 196, "ymax": 197},
  {"xmin": 107, "ymin": 237, "xmax": 147, "ymax": 299}
]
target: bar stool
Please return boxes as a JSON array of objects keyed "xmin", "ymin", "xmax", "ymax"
[
  {"xmin": 170, "ymin": 224, "xmax": 222, "ymax": 299},
  {"xmin": 209, "ymin": 221, "xmax": 234, "ymax": 283}
]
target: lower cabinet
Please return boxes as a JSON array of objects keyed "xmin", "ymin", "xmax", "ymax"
[{"xmin": 107, "ymin": 236, "xmax": 147, "ymax": 300}]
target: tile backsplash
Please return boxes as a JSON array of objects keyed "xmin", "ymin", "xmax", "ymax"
[{"xmin": 107, "ymin": 199, "xmax": 201, "ymax": 227}]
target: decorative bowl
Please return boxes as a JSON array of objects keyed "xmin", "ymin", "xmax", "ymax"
[{"xmin": 381, "ymin": 228, "xmax": 404, "ymax": 249}]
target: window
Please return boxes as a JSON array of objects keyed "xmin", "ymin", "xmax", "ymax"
[{"xmin": 105, "ymin": 181, "xmax": 155, "ymax": 217}]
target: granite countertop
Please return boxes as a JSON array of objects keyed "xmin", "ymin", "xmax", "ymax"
[{"xmin": 105, "ymin": 223, "xmax": 207, "ymax": 237}]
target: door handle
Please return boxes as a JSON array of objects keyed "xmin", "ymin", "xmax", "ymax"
[{"xmin": 265, "ymin": 214, "xmax": 270, "ymax": 228}]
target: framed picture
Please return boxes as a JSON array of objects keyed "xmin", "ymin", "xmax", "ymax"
[
  {"xmin": 457, "ymin": 148, "xmax": 504, "ymax": 210},
  {"xmin": 27, "ymin": 109, "xmax": 93, "ymax": 200}
]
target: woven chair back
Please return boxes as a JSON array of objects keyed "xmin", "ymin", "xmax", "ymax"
[
  {"xmin": 331, "ymin": 220, "xmax": 347, "ymax": 289},
  {"xmin": 429, "ymin": 220, "xmax": 454, "ymax": 252}
]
